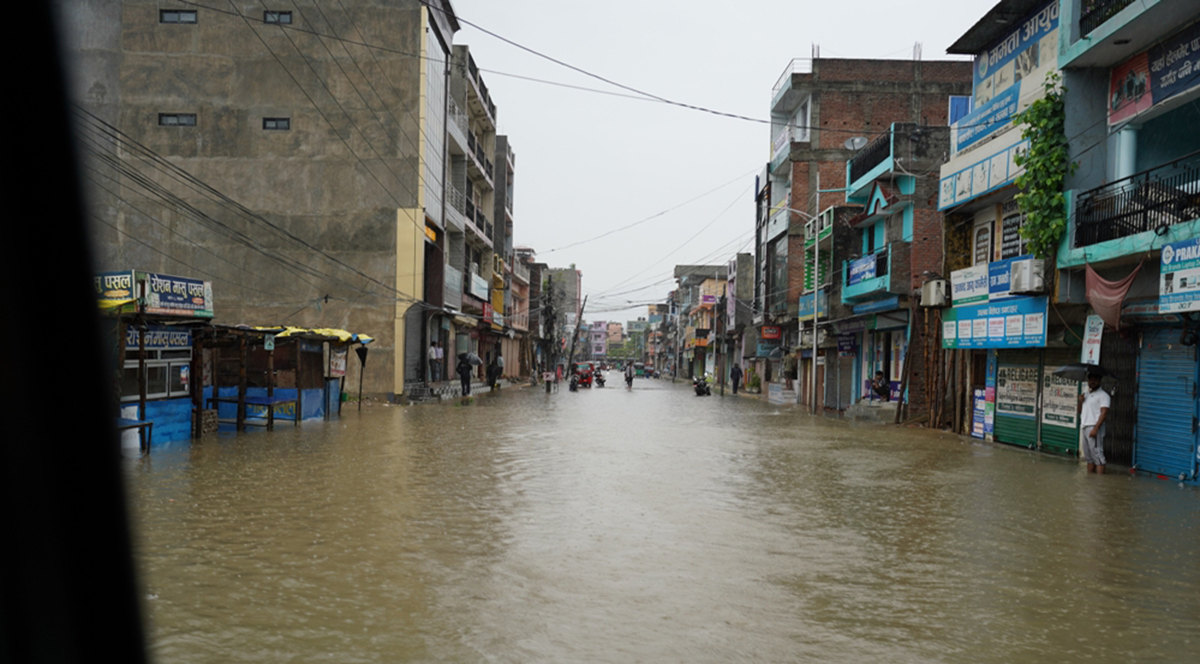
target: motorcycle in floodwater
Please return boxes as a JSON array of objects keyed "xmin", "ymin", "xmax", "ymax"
[
  {"xmin": 568, "ymin": 374, "xmax": 579, "ymax": 392},
  {"xmin": 693, "ymin": 374, "xmax": 711, "ymax": 396},
  {"xmin": 595, "ymin": 372, "xmax": 606, "ymax": 388}
]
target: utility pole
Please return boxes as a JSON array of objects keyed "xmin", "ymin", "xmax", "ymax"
[{"xmin": 565, "ymin": 295, "xmax": 588, "ymax": 370}]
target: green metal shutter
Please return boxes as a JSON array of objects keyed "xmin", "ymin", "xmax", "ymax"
[
  {"xmin": 1040, "ymin": 349, "xmax": 1080, "ymax": 456},
  {"xmin": 995, "ymin": 350, "xmax": 1041, "ymax": 448}
]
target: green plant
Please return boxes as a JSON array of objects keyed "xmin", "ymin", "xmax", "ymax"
[
  {"xmin": 1011, "ymin": 72, "xmax": 1075, "ymax": 260},
  {"xmin": 746, "ymin": 367, "xmax": 761, "ymax": 392}
]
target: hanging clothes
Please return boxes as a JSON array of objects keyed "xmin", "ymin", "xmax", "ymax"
[{"xmin": 1085, "ymin": 261, "xmax": 1143, "ymax": 330}]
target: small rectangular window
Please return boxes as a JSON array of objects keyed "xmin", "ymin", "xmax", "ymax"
[
  {"xmin": 158, "ymin": 113, "xmax": 197, "ymax": 127},
  {"xmin": 263, "ymin": 11, "xmax": 292, "ymax": 25},
  {"xmin": 160, "ymin": 10, "xmax": 198, "ymax": 24},
  {"xmin": 263, "ymin": 117, "xmax": 291, "ymax": 131}
]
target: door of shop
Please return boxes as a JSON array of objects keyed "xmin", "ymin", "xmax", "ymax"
[
  {"xmin": 1136, "ymin": 328, "xmax": 1199, "ymax": 481},
  {"xmin": 1040, "ymin": 348, "xmax": 1081, "ymax": 456},
  {"xmin": 994, "ymin": 350, "xmax": 1041, "ymax": 448}
]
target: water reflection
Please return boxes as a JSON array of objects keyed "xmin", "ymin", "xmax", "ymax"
[{"xmin": 127, "ymin": 378, "xmax": 1200, "ymax": 663}]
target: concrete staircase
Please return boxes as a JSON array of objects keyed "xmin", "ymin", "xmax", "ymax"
[{"xmin": 844, "ymin": 399, "xmax": 899, "ymax": 423}]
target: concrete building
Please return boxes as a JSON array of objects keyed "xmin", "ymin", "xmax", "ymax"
[{"xmin": 65, "ymin": 0, "xmax": 461, "ymax": 398}]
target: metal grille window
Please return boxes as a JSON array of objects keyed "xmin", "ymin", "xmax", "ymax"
[
  {"xmin": 262, "ymin": 117, "xmax": 290, "ymax": 131},
  {"xmin": 263, "ymin": 11, "xmax": 292, "ymax": 25},
  {"xmin": 160, "ymin": 10, "xmax": 198, "ymax": 24},
  {"xmin": 158, "ymin": 113, "xmax": 197, "ymax": 127}
]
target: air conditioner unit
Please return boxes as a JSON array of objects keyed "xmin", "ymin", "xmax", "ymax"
[
  {"xmin": 1010, "ymin": 259, "xmax": 1045, "ymax": 294},
  {"xmin": 801, "ymin": 328, "xmax": 833, "ymax": 347},
  {"xmin": 921, "ymin": 279, "xmax": 948, "ymax": 307}
]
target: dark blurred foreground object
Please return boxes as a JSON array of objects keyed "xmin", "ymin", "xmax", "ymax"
[{"xmin": 0, "ymin": 4, "xmax": 149, "ymax": 664}]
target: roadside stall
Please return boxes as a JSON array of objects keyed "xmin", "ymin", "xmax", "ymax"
[
  {"xmin": 96, "ymin": 270, "xmax": 214, "ymax": 453},
  {"xmin": 199, "ymin": 326, "xmax": 373, "ymax": 432}
]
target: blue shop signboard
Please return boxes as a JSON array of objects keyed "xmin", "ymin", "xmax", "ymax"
[
  {"xmin": 797, "ymin": 288, "xmax": 828, "ymax": 321},
  {"xmin": 941, "ymin": 296, "xmax": 1047, "ymax": 349},
  {"xmin": 988, "ymin": 254, "xmax": 1031, "ymax": 301},
  {"xmin": 1159, "ymin": 237, "xmax": 1200, "ymax": 313},
  {"xmin": 848, "ymin": 254, "xmax": 876, "ymax": 285},
  {"xmin": 144, "ymin": 272, "xmax": 215, "ymax": 318}
]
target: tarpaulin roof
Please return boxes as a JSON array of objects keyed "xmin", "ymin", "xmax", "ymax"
[{"xmin": 251, "ymin": 326, "xmax": 374, "ymax": 344}]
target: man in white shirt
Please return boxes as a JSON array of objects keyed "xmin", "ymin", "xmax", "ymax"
[
  {"xmin": 428, "ymin": 342, "xmax": 440, "ymax": 383},
  {"xmin": 1077, "ymin": 372, "xmax": 1110, "ymax": 474}
]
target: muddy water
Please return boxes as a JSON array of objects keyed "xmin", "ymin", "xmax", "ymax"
[{"xmin": 126, "ymin": 375, "xmax": 1200, "ymax": 663}]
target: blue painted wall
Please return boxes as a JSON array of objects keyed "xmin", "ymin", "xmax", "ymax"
[
  {"xmin": 203, "ymin": 385, "xmax": 326, "ymax": 426},
  {"xmin": 142, "ymin": 398, "xmax": 193, "ymax": 448}
]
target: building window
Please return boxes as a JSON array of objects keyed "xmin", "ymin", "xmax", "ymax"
[
  {"xmin": 158, "ymin": 113, "xmax": 197, "ymax": 127},
  {"xmin": 160, "ymin": 10, "xmax": 198, "ymax": 24},
  {"xmin": 262, "ymin": 117, "xmax": 291, "ymax": 131},
  {"xmin": 263, "ymin": 11, "xmax": 292, "ymax": 25}
]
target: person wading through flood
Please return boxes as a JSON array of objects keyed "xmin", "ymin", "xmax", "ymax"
[
  {"xmin": 730, "ymin": 363, "xmax": 743, "ymax": 395},
  {"xmin": 456, "ymin": 353, "xmax": 473, "ymax": 396},
  {"xmin": 1078, "ymin": 370, "xmax": 1110, "ymax": 474}
]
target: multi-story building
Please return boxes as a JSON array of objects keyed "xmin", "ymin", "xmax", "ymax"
[
  {"xmin": 937, "ymin": 0, "xmax": 1068, "ymax": 445},
  {"xmin": 66, "ymin": 0, "xmax": 460, "ymax": 399},
  {"xmin": 446, "ymin": 44, "xmax": 502, "ymax": 374},
  {"xmin": 673, "ymin": 265, "xmax": 728, "ymax": 378},
  {"xmin": 765, "ymin": 56, "xmax": 973, "ymax": 407},
  {"xmin": 1055, "ymin": 0, "xmax": 1200, "ymax": 479}
]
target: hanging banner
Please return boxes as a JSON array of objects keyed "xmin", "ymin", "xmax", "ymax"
[
  {"xmin": 1081, "ymin": 314, "xmax": 1104, "ymax": 364},
  {"xmin": 330, "ymin": 347, "xmax": 347, "ymax": 377},
  {"xmin": 1042, "ymin": 365, "xmax": 1079, "ymax": 429},
  {"xmin": 1159, "ymin": 237, "xmax": 1200, "ymax": 313},
  {"xmin": 996, "ymin": 364, "xmax": 1038, "ymax": 419}
]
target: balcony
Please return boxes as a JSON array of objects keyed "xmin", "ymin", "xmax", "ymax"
[
  {"xmin": 447, "ymin": 97, "xmax": 469, "ymax": 152},
  {"xmin": 446, "ymin": 185, "xmax": 467, "ymax": 230},
  {"xmin": 1074, "ymin": 151, "xmax": 1200, "ymax": 248},
  {"xmin": 465, "ymin": 132, "xmax": 494, "ymax": 188},
  {"xmin": 513, "ymin": 261, "xmax": 530, "ymax": 284},
  {"xmin": 1062, "ymin": 0, "xmax": 1199, "ymax": 69},
  {"xmin": 1080, "ymin": 0, "xmax": 1136, "ymax": 38},
  {"xmin": 842, "ymin": 242, "xmax": 909, "ymax": 303},
  {"xmin": 466, "ymin": 54, "xmax": 497, "ymax": 129},
  {"xmin": 847, "ymin": 132, "xmax": 891, "ymax": 187}
]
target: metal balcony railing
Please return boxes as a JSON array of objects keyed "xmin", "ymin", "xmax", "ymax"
[
  {"xmin": 449, "ymin": 186, "xmax": 466, "ymax": 215},
  {"xmin": 771, "ymin": 58, "xmax": 813, "ymax": 100},
  {"xmin": 1075, "ymin": 150, "xmax": 1200, "ymax": 248},
  {"xmin": 849, "ymin": 132, "xmax": 890, "ymax": 184},
  {"xmin": 1080, "ymin": 0, "xmax": 1135, "ymax": 38},
  {"xmin": 447, "ymin": 97, "xmax": 468, "ymax": 136}
]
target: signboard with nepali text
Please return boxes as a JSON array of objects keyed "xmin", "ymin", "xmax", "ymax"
[
  {"xmin": 1109, "ymin": 20, "xmax": 1200, "ymax": 126},
  {"xmin": 1160, "ymin": 237, "xmax": 1200, "ymax": 313},
  {"xmin": 951, "ymin": 264, "xmax": 990, "ymax": 306},
  {"xmin": 143, "ymin": 272, "xmax": 214, "ymax": 317},
  {"xmin": 942, "ymin": 296, "xmax": 1048, "ymax": 349}
]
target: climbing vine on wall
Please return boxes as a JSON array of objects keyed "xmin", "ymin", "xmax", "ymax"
[{"xmin": 1012, "ymin": 73, "xmax": 1074, "ymax": 260}]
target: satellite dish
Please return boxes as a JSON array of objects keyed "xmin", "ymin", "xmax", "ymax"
[{"xmin": 844, "ymin": 136, "xmax": 868, "ymax": 150}]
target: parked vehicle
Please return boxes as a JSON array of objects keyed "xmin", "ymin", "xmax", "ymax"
[{"xmin": 573, "ymin": 362, "xmax": 595, "ymax": 388}]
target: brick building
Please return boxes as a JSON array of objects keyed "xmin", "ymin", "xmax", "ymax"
[{"xmin": 758, "ymin": 57, "xmax": 973, "ymax": 410}]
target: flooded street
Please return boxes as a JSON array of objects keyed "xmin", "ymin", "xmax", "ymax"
[{"xmin": 126, "ymin": 375, "xmax": 1200, "ymax": 663}]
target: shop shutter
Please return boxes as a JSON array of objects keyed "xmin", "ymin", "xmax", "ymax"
[
  {"xmin": 995, "ymin": 349, "xmax": 1041, "ymax": 448},
  {"xmin": 1040, "ymin": 348, "xmax": 1080, "ymax": 456},
  {"xmin": 1136, "ymin": 329, "xmax": 1199, "ymax": 481},
  {"xmin": 1100, "ymin": 332, "xmax": 1138, "ymax": 466}
]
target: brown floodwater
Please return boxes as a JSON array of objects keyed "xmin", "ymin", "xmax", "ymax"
[{"xmin": 125, "ymin": 374, "xmax": 1200, "ymax": 663}]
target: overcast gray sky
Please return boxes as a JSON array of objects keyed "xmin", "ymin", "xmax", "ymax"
[{"xmin": 452, "ymin": 0, "xmax": 997, "ymax": 325}]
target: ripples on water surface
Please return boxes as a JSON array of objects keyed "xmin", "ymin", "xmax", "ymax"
[{"xmin": 126, "ymin": 376, "xmax": 1200, "ymax": 663}]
